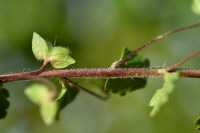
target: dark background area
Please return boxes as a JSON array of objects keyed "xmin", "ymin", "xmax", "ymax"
[{"xmin": 0, "ymin": 0, "xmax": 200, "ymax": 133}]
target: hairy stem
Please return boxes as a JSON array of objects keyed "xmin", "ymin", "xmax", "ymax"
[{"xmin": 0, "ymin": 68, "xmax": 200, "ymax": 83}]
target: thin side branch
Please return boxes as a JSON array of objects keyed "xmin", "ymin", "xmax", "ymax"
[
  {"xmin": 167, "ymin": 50, "xmax": 200, "ymax": 71},
  {"xmin": 115, "ymin": 22, "xmax": 200, "ymax": 68},
  {"xmin": 34, "ymin": 61, "xmax": 49, "ymax": 73},
  {"xmin": 63, "ymin": 78, "xmax": 109, "ymax": 100}
]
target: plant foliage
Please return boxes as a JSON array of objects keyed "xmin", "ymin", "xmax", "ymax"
[
  {"xmin": 0, "ymin": 84, "xmax": 10, "ymax": 119},
  {"xmin": 149, "ymin": 69, "xmax": 180, "ymax": 117},
  {"xmin": 24, "ymin": 33, "xmax": 79, "ymax": 125},
  {"xmin": 105, "ymin": 47, "xmax": 150, "ymax": 95},
  {"xmin": 32, "ymin": 32, "xmax": 75, "ymax": 68},
  {"xmin": 0, "ymin": 32, "xmax": 199, "ymax": 130}
]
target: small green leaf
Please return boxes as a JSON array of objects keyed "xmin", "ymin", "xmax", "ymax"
[
  {"xmin": 25, "ymin": 83, "xmax": 58, "ymax": 125},
  {"xmin": 40, "ymin": 97, "xmax": 57, "ymax": 126},
  {"xmin": 24, "ymin": 84, "xmax": 49, "ymax": 104},
  {"xmin": 32, "ymin": 32, "xmax": 52, "ymax": 60},
  {"xmin": 0, "ymin": 110, "xmax": 7, "ymax": 119},
  {"xmin": 55, "ymin": 79, "xmax": 79, "ymax": 120},
  {"xmin": 0, "ymin": 86, "xmax": 8, "ymax": 110},
  {"xmin": 2, "ymin": 88, "xmax": 9, "ymax": 98},
  {"xmin": 194, "ymin": 115, "xmax": 200, "ymax": 130},
  {"xmin": 149, "ymin": 89, "xmax": 162, "ymax": 107},
  {"xmin": 55, "ymin": 85, "xmax": 67, "ymax": 102},
  {"xmin": 0, "ymin": 93, "xmax": 7, "ymax": 108},
  {"xmin": 1, "ymin": 101, "xmax": 9, "ymax": 110},
  {"xmin": 105, "ymin": 78, "xmax": 147, "ymax": 96},
  {"xmin": 105, "ymin": 47, "xmax": 150, "ymax": 95},
  {"xmin": 0, "ymin": 85, "xmax": 9, "ymax": 119},
  {"xmin": 192, "ymin": 0, "xmax": 200, "ymax": 14},
  {"xmin": 49, "ymin": 47, "xmax": 75, "ymax": 68},
  {"xmin": 32, "ymin": 32, "xmax": 76, "ymax": 68},
  {"xmin": 118, "ymin": 47, "xmax": 150, "ymax": 68},
  {"xmin": 149, "ymin": 69, "xmax": 180, "ymax": 117}
]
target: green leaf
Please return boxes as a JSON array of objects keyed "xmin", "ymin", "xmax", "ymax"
[
  {"xmin": 25, "ymin": 84, "xmax": 58, "ymax": 125},
  {"xmin": 149, "ymin": 69, "xmax": 180, "ymax": 117},
  {"xmin": 118, "ymin": 47, "xmax": 150, "ymax": 68},
  {"xmin": 49, "ymin": 47, "xmax": 75, "ymax": 68},
  {"xmin": 40, "ymin": 97, "xmax": 57, "ymax": 126},
  {"xmin": 55, "ymin": 84, "xmax": 67, "ymax": 102},
  {"xmin": 32, "ymin": 33, "xmax": 76, "ymax": 68},
  {"xmin": 0, "ymin": 87, "xmax": 8, "ymax": 110},
  {"xmin": 2, "ymin": 88, "xmax": 10, "ymax": 98},
  {"xmin": 192, "ymin": 0, "xmax": 200, "ymax": 14},
  {"xmin": 55, "ymin": 79, "xmax": 79, "ymax": 120},
  {"xmin": 194, "ymin": 115, "xmax": 200, "ymax": 130},
  {"xmin": 0, "ymin": 110, "xmax": 7, "ymax": 119},
  {"xmin": 105, "ymin": 78, "xmax": 147, "ymax": 96},
  {"xmin": 32, "ymin": 32, "xmax": 52, "ymax": 60},
  {"xmin": 105, "ymin": 47, "xmax": 150, "ymax": 95},
  {"xmin": 0, "ymin": 92, "xmax": 7, "ymax": 108},
  {"xmin": 24, "ymin": 84, "xmax": 49, "ymax": 104},
  {"xmin": 0, "ymin": 85, "xmax": 9, "ymax": 119}
]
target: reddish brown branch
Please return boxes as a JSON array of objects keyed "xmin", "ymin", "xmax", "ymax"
[
  {"xmin": 63, "ymin": 78, "xmax": 109, "ymax": 100},
  {"xmin": 0, "ymin": 68, "xmax": 200, "ymax": 83},
  {"xmin": 167, "ymin": 50, "xmax": 200, "ymax": 71},
  {"xmin": 115, "ymin": 22, "xmax": 200, "ymax": 68}
]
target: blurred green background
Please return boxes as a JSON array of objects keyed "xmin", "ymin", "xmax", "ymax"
[{"xmin": 0, "ymin": 0, "xmax": 200, "ymax": 133}]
